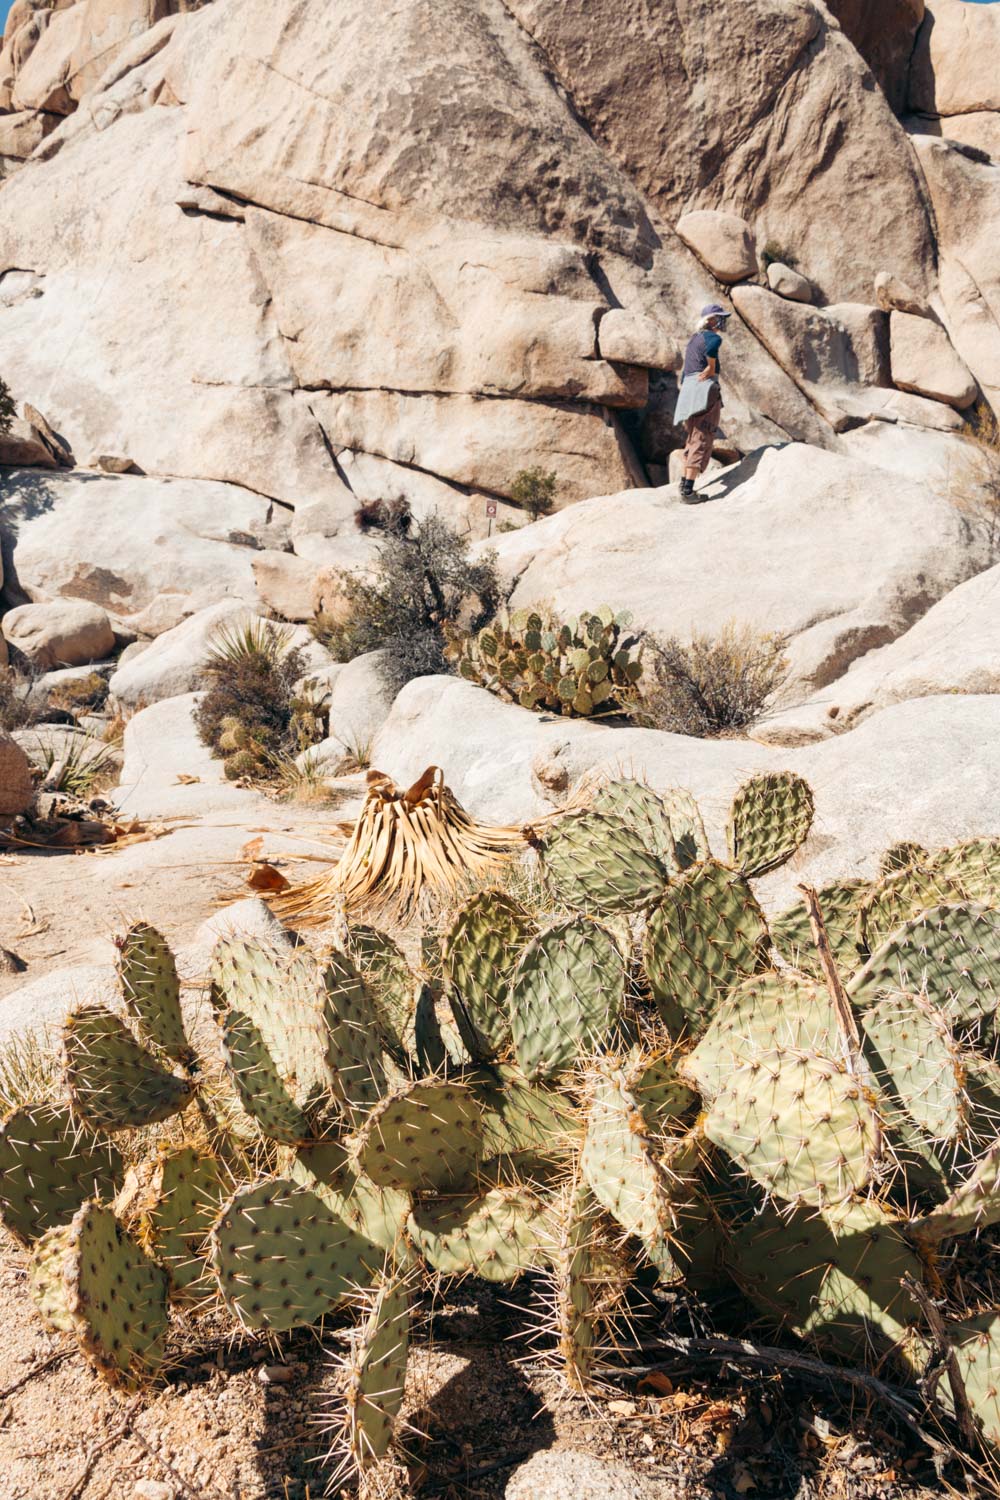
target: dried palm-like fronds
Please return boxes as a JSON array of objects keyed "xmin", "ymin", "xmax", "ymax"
[{"xmin": 271, "ymin": 767, "xmax": 524, "ymax": 923}]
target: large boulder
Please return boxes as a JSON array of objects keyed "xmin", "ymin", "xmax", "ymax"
[
  {"xmin": 889, "ymin": 309, "xmax": 978, "ymax": 408},
  {"xmin": 675, "ymin": 210, "xmax": 757, "ymax": 284},
  {"xmin": 766, "ymin": 262, "xmax": 814, "ymax": 303},
  {"xmin": 909, "ymin": 0, "xmax": 1000, "ymax": 119},
  {"xmin": 0, "ymin": 470, "xmax": 290, "ymax": 631},
  {"xmin": 0, "ymin": 728, "xmax": 34, "ymax": 817},
  {"xmin": 107, "ymin": 600, "xmax": 254, "ymax": 708},
  {"xmin": 372, "ymin": 676, "xmax": 1000, "ymax": 909},
  {"xmin": 2, "ymin": 598, "xmax": 115, "ymax": 669},
  {"xmin": 250, "ymin": 550, "xmax": 319, "ymax": 623},
  {"xmin": 825, "ymin": 0, "xmax": 924, "ymax": 114},
  {"xmin": 483, "ymin": 444, "xmax": 995, "ymax": 697},
  {"xmin": 326, "ymin": 650, "xmax": 396, "ymax": 756}
]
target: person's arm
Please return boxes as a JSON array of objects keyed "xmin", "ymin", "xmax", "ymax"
[
  {"xmin": 697, "ymin": 355, "xmax": 718, "ymax": 383},
  {"xmin": 698, "ymin": 330, "xmax": 722, "ymax": 381}
]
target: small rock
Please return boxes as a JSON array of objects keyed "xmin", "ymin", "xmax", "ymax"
[
  {"xmin": 259, "ymin": 1363, "xmax": 296, "ymax": 1384},
  {"xmin": 132, "ymin": 1480, "xmax": 174, "ymax": 1500},
  {"xmin": 874, "ymin": 270, "xmax": 933, "ymax": 320},
  {"xmin": 675, "ymin": 208, "xmax": 757, "ymax": 283},
  {"xmin": 505, "ymin": 1448, "xmax": 657, "ymax": 1500},
  {"xmin": 766, "ymin": 261, "xmax": 814, "ymax": 303},
  {"xmin": 95, "ymin": 454, "xmax": 140, "ymax": 474}
]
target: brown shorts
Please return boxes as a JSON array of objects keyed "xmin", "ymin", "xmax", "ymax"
[{"xmin": 683, "ymin": 399, "xmax": 722, "ymax": 474}]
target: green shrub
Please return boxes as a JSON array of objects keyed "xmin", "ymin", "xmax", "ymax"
[
  {"xmin": 0, "ymin": 375, "xmax": 14, "ymax": 436},
  {"xmin": 636, "ymin": 622, "xmax": 788, "ymax": 738},
  {"xmin": 509, "ymin": 466, "xmax": 557, "ymax": 520},
  {"xmin": 314, "ymin": 512, "xmax": 502, "ymax": 696},
  {"xmin": 446, "ymin": 606, "xmax": 643, "ymax": 717},
  {"xmin": 194, "ymin": 620, "xmax": 321, "ymax": 781}
]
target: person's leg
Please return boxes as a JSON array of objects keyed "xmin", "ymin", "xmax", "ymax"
[
  {"xmin": 696, "ymin": 400, "xmax": 722, "ymax": 475},
  {"xmin": 680, "ymin": 413, "xmax": 711, "ymax": 497}
]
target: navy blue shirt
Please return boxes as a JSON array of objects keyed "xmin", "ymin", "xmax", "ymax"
[{"xmin": 682, "ymin": 330, "xmax": 722, "ymax": 379}]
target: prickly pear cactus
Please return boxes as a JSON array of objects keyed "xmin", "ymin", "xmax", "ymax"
[
  {"xmin": 210, "ymin": 1180, "xmax": 378, "ymax": 1331},
  {"xmin": 509, "ymin": 916, "xmax": 626, "ymax": 1081},
  {"xmin": 346, "ymin": 924, "xmax": 417, "ymax": 1060},
  {"xmin": 115, "ymin": 922, "xmax": 193, "ymax": 1066},
  {"xmin": 336, "ymin": 1278, "xmax": 411, "ymax": 1474},
  {"xmin": 589, "ymin": 779, "xmax": 679, "ymax": 872},
  {"xmin": 0, "ymin": 1103, "xmax": 123, "ymax": 1243},
  {"xmin": 548, "ymin": 1181, "xmax": 605, "ymax": 1392},
  {"xmin": 945, "ymin": 1313, "xmax": 1000, "ymax": 1446},
  {"xmin": 408, "ymin": 1183, "xmax": 550, "ymax": 1281},
  {"xmin": 658, "ymin": 786, "xmax": 711, "ymax": 870},
  {"xmin": 320, "ymin": 948, "xmax": 387, "ymax": 1116},
  {"xmin": 880, "ymin": 841, "xmax": 929, "ymax": 876},
  {"xmin": 909, "ymin": 1140, "xmax": 1000, "ymax": 1245},
  {"xmin": 135, "ymin": 1145, "xmax": 227, "ymax": 1301},
  {"xmin": 442, "ymin": 889, "xmax": 536, "ymax": 1058},
  {"xmin": 726, "ymin": 771, "xmax": 815, "ymax": 878},
  {"xmin": 769, "ymin": 880, "xmax": 869, "ymax": 983},
  {"xmin": 475, "ymin": 1065, "xmax": 582, "ymax": 1163},
  {"xmin": 860, "ymin": 990, "xmax": 967, "ymax": 1144},
  {"xmin": 529, "ymin": 808, "xmax": 669, "ymax": 915},
  {"xmin": 220, "ymin": 1008, "xmax": 314, "ymax": 1143},
  {"xmin": 63, "ymin": 1006, "xmax": 196, "ymax": 1131},
  {"xmin": 849, "ymin": 903, "xmax": 1000, "ymax": 1033},
  {"xmin": 643, "ymin": 860, "xmax": 770, "ymax": 1037},
  {"xmin": 448, "ymin": 605, "xmax": 643, "ymax": 717},
  {"xmin": 291, "ymin": 1140, "xmax": 411, "ymax": 1257},
  {"xmin": 858, "ymin": 864, "xmax": 971, "ymax": 956},
  {"xmin": 353, "ymin": 1081, "xmax": 484, "ymax": 1193},
  {"xmin": 30, "ymin": 1201, "xmax": 170, "ymax": 1387}
]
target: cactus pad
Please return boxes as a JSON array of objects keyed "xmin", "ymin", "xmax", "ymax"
[
  {"xmin": 220, "ymin": 1009, "xmax": 314, "ymax": 1143},
  {"xmin": 622, "ymin": 1051, "xmax": 699, "ymax": 1130},
  {"xmin": 909, "ymin": 1141, "xmax": 1000, "ymax": 1245},
  {"xmin": 291, "ymin": 1140, "xmax": 411, "ymax": 1257},
  {"xmin": 946, "ymin": 1314, "xmax": 1000, "ymax": 1446},
  {"xmin": 442, "ymin": 889, "xmax": 535, "ymax": 1057},
  {"xmin": 340, "ymin": 1279, "xmax": 411, "ymax": 1472},
  {"xmin": 590, "ymin": 779, "xmax": 678, "ymax": 872},
  {"xmin": 63, "ymin": 1006, "xmax": 195, "ymax": 1131},
  {"xmin": 532, "ymin": 809, "xmax": 668, "ymax": 915},
  {"xmin": 860, "ymin": 990, "xmax": 966, "ymax": 1143},
  {"xmin": 704, "ymin": 1047, "xmax": 879, "ymax": 1207},
  {"xmin": 210, "ymin": 1180, "xmax": 374, "ymax": 1331},
  {"xmin": 857, "ymin": 865, "xmax": 971, "ymax": 955},
  {"xmin": 0, "ymin": 1103, "xmax": 123, "ymax": 1244},
  {"xmin": 849, "ymin": 903, "xmax": 1000, "ymax": 1033},
  {"xmin": 346, "ymin": 925, "xmax": 416, "ymax": 1058},
  {"xmin": 509, "ymin": 917, "xmax": 626, "ymax": 1080},
  {"xmin": 321, "ymin": 949, "xmax": 387, "ymax": 1115},
  {"xmin": 115, "ymin": 922, "xmax": 192, "ymax": 1065},
  {"xmin": 726, "ymin": 771, "xmax": 815, "ymax": 877},
  {"xmin": 729, "ymin": 1199, "xmax": 922, "ymax": 1362},
  {"xmin": 137, "ymin": 1146, "xmax": 227, "ymax": 1300},
  {"xmin": 30, "ymin": 1201, "xmax": 170, "ymax": 1387},
  {"xmin": 879, "ymin": 841, "xmax": 928, "ymax": 877},
  {"xmin": 659, "ymin": 787, "xmax": 710, "ymax": 870},
  {"xmin": 407, "ymin": 1184, "xmax": 549, "ymax": 1281},
  {"xmin": 476, "ymin": 1066, "xmax": 582, "ymax": 1162},
  {"xmin": 354, "ymin": 1081, "xmax": 484, "ymax": 1192},
  {"xmin": 930, "ymin": 837, "xmax": 1000, "ymax": 906},
  {"xmin": 643, "ymin": 860, "xmax": 771, "ymax": 1037},
  {"xmin": 769, "ymin": 880, "xmax": 869, "ymax": 982}
]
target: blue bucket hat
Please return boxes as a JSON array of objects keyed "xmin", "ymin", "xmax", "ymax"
[{"xmin": 700, "ymin": 303, "xmax": 733, "ymax": 320}]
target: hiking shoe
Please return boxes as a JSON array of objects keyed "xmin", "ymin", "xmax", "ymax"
[{"xmin": 678, "ymin": 477, "xmax": 694, "ymax": 500}]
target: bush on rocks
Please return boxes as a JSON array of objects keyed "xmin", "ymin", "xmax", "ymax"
[
  {"xmin": 0, "ymin": 375, "xmax": 15, "ymax": 434},
  {"xmin": 638, "ymin": 621, "xmax": 788, "ymax": 738}
]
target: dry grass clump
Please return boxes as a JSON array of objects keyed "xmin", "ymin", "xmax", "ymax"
[
  {"xmin": 0, "ymin": 667, "xmax": 33, "ymax": 732},
  {"xmin": 47, "ymin": 671, "xmax": 109, "ymax": 719},
  {"xmin": 950, "ymin": 403, "xmax": 1000, "ymax": 550},
  {"xmin": 635, "ymin": 621, "xmax": 788, "ymax": 738},
  {"xmin": 194, "ymin": 619, "xmax": 321, "ymax": 781}
]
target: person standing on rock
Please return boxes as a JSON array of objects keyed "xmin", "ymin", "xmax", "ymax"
[{"xmin": 674, "ymin": 303, "xmax": 732, "ymax": 503}]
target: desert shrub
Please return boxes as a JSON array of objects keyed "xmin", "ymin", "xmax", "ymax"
[
  {"xmin": 47, "ymin": 671, "xmax": 109, "ymax": 719},
  {"xmin": 510, "ymin": 466, "xmax": 557, "ymax": 520},
  {"xmin": 315, "ymin": 511, "xmax": 502, "ymax": 696},
  {"xmin": 354, "ymin": 496, "xmax": 412, "ymax": 535},
  {"xmin": 0, "ymin": 667, "xmax": 33, "ymax": 731},
  {"xmin": 0, "ymin": 375, "xmax": 14, "ymax": 436},
  {"xmin": 194, "ymin": 619, "xmax": 322, "ymax": 780},
  {"xmin": 759, "ymin": 241, "xmax": 797, "ymax": 271},
  {"xmin": 36, "ymin": 733, "xmax": 118, "ymax": 798},
  {"xmin": 636, "ymin": 622, "xmax": 788, "ymax": 738},
  {"xmin": 950, "ymin": 404, "xmax": 1000, "ymax": 550}
]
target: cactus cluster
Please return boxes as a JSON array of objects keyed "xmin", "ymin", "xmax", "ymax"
[
  {"xmin": 446, "ymin": 606, "xmax": 644, "ymax": 717},
  {"xmin": 4, "ymin": 775, "xmax": 1000, "ymax": 1473}
]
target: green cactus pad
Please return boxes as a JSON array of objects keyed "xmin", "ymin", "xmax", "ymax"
[
  {"xmin": 63, "ymin": 1006, "xmax": 196, "ymax": 1131},
  {"xmin": 643, "ymin": 860, "xmax": 771, "ymax": 1038},
  {"xmin": 442, "ymin": 889, "xmax": 536, "ymax": 1058},
  {"xmin": 857, "ymin": 865, "xmax": 971, "ymax": 956},
  {"xmin": 728, "ymin": 1199, "xmax": 923, "ymax": 1364},
  {"xmin": 220, "ymin": 1009, "xmax": 314, "ymax": 1143},
  {"xmin": 930, "ymin": 837, "xmax": 1000, "ymax": 906},
  {"xmin": 704, "ymin": 1047, "xmax": 879, "ymax": 1207},
  {"xmin": 848, "ymin": 903, "xmax": 1000, "ymax": 1033},
  {"xmin": 555, "ymin": 1185, "xmax": 600, "ymax": 1391},
  {"xmin": 909, "ymin": 1141, "xmax": 1000, "ymax": 1245},
  {"xmin": 945, "ymin": 1313, "xmax": 1000, "ymax": 1446},
  {"xmin": 590, "ymin": 779, "xmax": 678, "ymax": 872},
  {"xmin": 407, "ymin": 1184, "xmax": 549, "ymax": 1281},
  {"xmin": 115, "ymin": 922, "xmax": 192, "ymax": 1066},
  {"xmin": 659, "ymin": 787, "xmax": 710, "ymax": 870},
  {"xmin": 860, "ymin": 990, "xmax": 966, "ymax": 1143},
  {"xmin": 210, "ymin": 1179, "xmax": 374, "ymax": 1331},
  {"xmin": 354, "ymin": 1081, "xmax": 484, "ymax": 1193},
  {"xmin": 321, "ymin": 949, "xmax": 386, "ymax": 1116},
  {"xmin": 726, "ymin": 771, "xmax": 815, "ymax": 878},
  {"xmin": 0, "ymin": 1103, "xmax": 123, "ymax": 1244},
  {"xmin": 684, "ymin": 972, "xmax": 842, "ymax": 1106},
  {"xmin": 769, "ymin": 880, "xmax": 869, "ymax": 983},
  {"xmin": 341, "ymin": 1279, "xmax": 411, "ymax": 1471},
  {"xmin": 475, "ymin": 1065, "xmax": 582, "ymax": 1162},
  {"xmin": 211, "ymin": 938, "xmax": 340, "ymax": 1124},
  {"xmin": 291, "ymin": 1140, "xmax": 411, "ymax": 1257},
  {"xmin": 879, "ymin": 841, "xmax": 929, "ymax": 877},
  {"xmin": 346, "ymin": 925, "xmax": 416, "ymax": 1058},
  {"xmin": 29, "ymin": 1201, "xmax": 170, "ymax": 1387},
  {"xmin": 138, "ymin": 1146, "xmax": 227, "ymax": 1301},
  {"xmin": 581, "ymin": 1070, "xmax": 700, "ymax": 1276},
  {"xmin": 509, "ymin": 917, "xmax": 626, "ymax": 1080},
  {"xmin": 533, "ymin": 809, "xmax": 669, "ymax": 915},
  {"xmin": 622, "ymin": 1051, "xmax": 698, "ymax": 1131}
]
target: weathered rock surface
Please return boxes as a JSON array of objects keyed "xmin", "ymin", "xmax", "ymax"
[
  {"xmin": 826, "ymin": 0, "xmax": 925, "ymax": 114},
  {"xmin": 0, "ymin": 470, "xmax": 289, "ymax": 628},
  {"xmin": 875, "ymin": 270, "xmax": 934, "ymax": 319},
  {"xmin": 505, "ymin": 1449, "xmax": 664, "ymax": 1500},
  {"xmin": 250, "ymin": 550, "xmax": 318, "ymax": 623},
  {"xmin": 485, "ymin": 444, "xmax": 994, "ymax": 697},
  {"xmin": 325, "ymin": 650, "xmax": 395, "ymax": 755},
  {"xmin": 766, "ymin": 262, "xmax": 814, "ymax": 303},
  {"xmin": 107, "ymin": 600, "xmax": 251, "ymax": 708},
  {"xmin": 675, "ymin": 210, "xmax": 757, "ymax": 284},
  {"xmin": 2, "ymin": 598, "xmax": 115, "ymax": 669},
  {"xmin": 909, "ymin": 0, "xmax": 1000, "ymax": 118},
  {"xmin": 0, "ymin": 728, "xmax": 34, "ymax": 817},
  {"xmin": 372, "ymin": 678, "xmax": 1000, "ymax": 910},
  {"xmin": 890, "ymin": 309, "xmax": 978, "ymax": 408}
]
